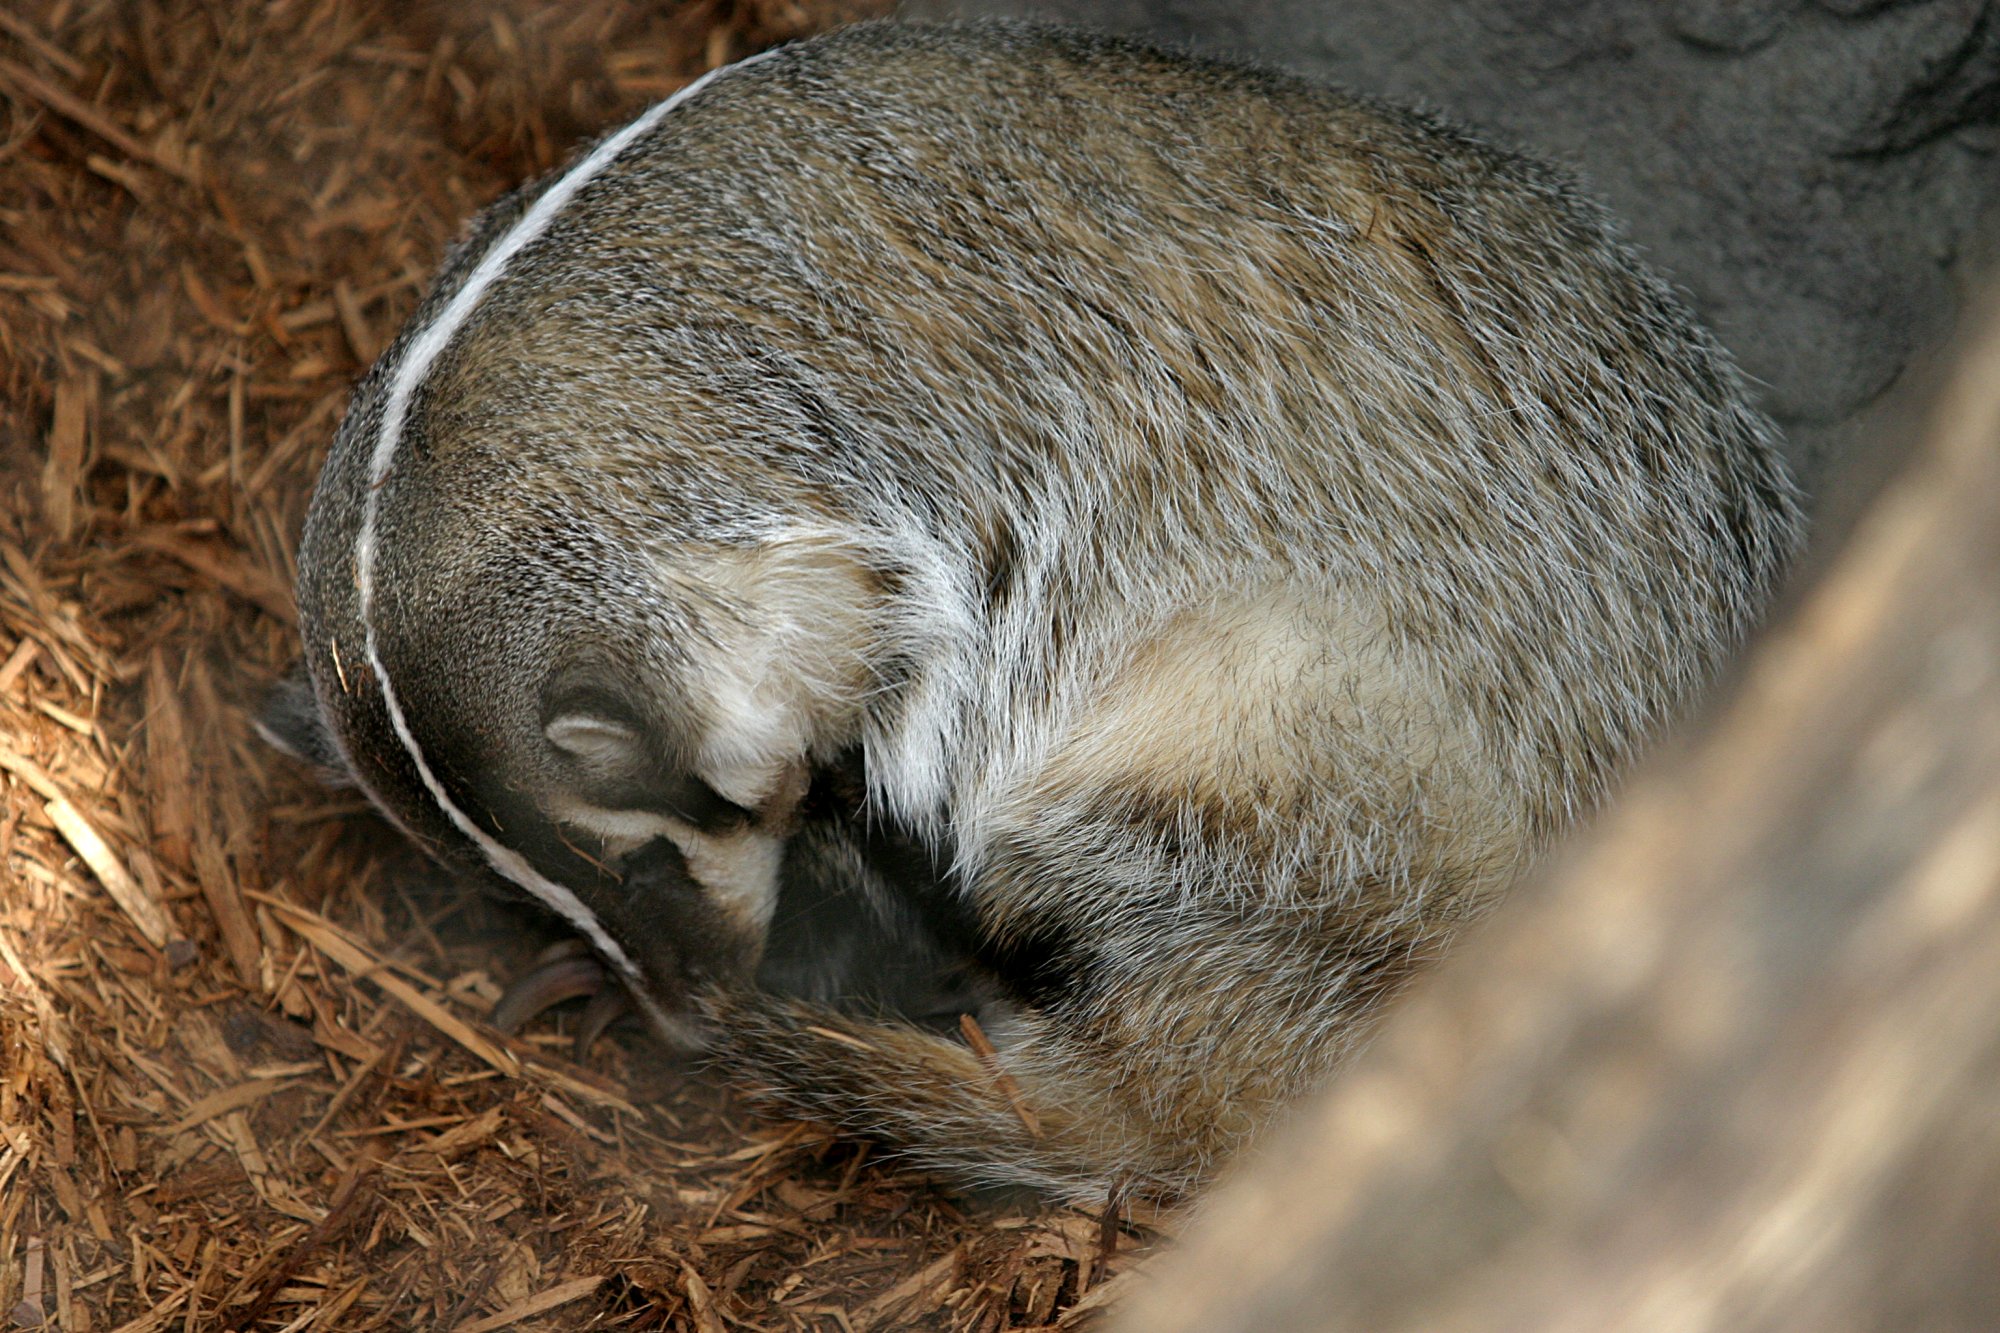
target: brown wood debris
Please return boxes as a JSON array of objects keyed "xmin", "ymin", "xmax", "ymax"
[{"xmin": 0, "ymin": 2, "xmax": 1163, "ymax": 1327}]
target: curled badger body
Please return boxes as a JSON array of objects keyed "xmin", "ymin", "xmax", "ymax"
[{"xmin": 273, "ymin": 21, "xmax": 1802, "ymax": 1200}]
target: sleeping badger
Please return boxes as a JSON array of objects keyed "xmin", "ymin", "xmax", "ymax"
[{"xmin": 266, "ymin": 21, "xmax": 1801, "ymax": 1201}]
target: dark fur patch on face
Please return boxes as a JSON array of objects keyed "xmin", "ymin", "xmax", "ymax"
[{"xmin": 602, "ymin": 835, "xmax": 761, "ymax": 1000}]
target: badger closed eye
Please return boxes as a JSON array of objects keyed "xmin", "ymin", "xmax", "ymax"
[{"xmin": 276, "ymin": 20, "xmax": 1803, "ymax": 1202}]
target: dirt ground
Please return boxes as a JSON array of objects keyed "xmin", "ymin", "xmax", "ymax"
[{"xmin": 0, "ymin": 3, "xmax": 1157, "ymax": 1328}]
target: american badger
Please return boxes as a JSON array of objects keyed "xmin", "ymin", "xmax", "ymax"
[{"xmin": 268, "ymin": 20, "xmax": 1802, "ymax": 1200}]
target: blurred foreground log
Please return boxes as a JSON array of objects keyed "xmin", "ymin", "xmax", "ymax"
[{"xmin": 1120, "ymin": 296, "xmax": 2000, "ymax": 1333}]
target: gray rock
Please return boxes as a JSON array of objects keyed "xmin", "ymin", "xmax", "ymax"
[{"xmin": 899, "ymin": 0, "xmax": 2000, "ymax": 496}]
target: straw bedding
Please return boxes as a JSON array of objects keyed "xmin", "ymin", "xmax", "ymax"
[{"xmin": 0, "ymin": 3, "xmax": 1161, "ymax": 1327}]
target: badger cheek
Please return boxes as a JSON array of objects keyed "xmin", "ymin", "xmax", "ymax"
[{"xmin": 666, "ymin": 822, "xmax": 784, "ymax": 945}]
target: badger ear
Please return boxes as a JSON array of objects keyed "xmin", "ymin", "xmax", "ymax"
[
  {"xmin": 255, "ymin": 661, "xmax": 354, "ymax": 787},
  {"xmin": 543, "ymin": 712, "xmax": 645, "ymax": 771},
  {"xmin": 540, "ymin": 654, "xmax": 653, "ymax": 781}
]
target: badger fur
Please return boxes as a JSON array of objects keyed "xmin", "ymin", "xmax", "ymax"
[{"xmin": 272, "ymin": 20, "xmax": 1803, "ymax": 1201}]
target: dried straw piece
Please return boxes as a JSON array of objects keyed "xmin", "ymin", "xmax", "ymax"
[
  {"xmin": 0, "ymin": 924, "xmax": 69, "ymax": 1068},
  {"xmin": 0, "ymin": 638, "xmax": 41, "ymax": 692},
  {"xmin": 0, "ymin": 55, "xmax": 198, "ymax": 182},
  {"xmin": 962, "ymin": 1012, "xmax": 1044, "ymax": 1139},
  {"xmin": 0, "ymin": 744, "xmax": 62, "ymax": 801},
  {"xmin": 852, "ymin": 1248, "xmax": 964, "ymax": 1331},
  {"xmin": 268, "ymin": 900, "xmax": 521, "ymax": 1078},
  {"xmin": 45, "ymin": 796, "xmax": 174, "ymax": 949},
  {"xmin": 103, "ymin": 1286, "xmax": 190, "ymax": 1333},
  {"xmin": 162, "ymin": 1078, "xmax": 293, "ymax": 1137},
  {"xmin": 132, "ymin": 533, "xmax": 297, "ymax": 626},
  {"xmin": 6, "ymin": 733, "xmax": 175, "ymax": 948},
  {"xmin": 0, "ymin": 9, "xmax": 83, "ymax": 77},
  {"xmin": 40, "ymin": 376, "xmax": 86, "ymax": 542},
  {"xmin": 450, "ymin": 1275, "xmax": 607, "ymax": 1333},
  {"xmin": 680, "ymin": 1264, "xmax": 727, "ymax": 1333},
  {"xmin": 140, "ymin": 651, "xmax": 196, "ymax": 874}
]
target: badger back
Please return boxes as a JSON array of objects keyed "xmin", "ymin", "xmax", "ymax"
[{"xmin": 292, "ymin": 19, "xmax": 1800, "ymax": 948}]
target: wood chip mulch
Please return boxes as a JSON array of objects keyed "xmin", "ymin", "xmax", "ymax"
[{"xmin": 0, "ymin": 3, "xmax": 1167, "ymax": 1327}]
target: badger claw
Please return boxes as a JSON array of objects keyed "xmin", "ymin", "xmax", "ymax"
[
  {"xmin": 573, "ymin": 985, "xmax": 634, "ymax": 1059},
  {"xmin": 492, "ymin": 939, "xmax": 633, "ymax": 1058}
]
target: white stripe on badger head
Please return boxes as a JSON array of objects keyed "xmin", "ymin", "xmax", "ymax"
[{"xmin": 345, "ymin": 49, "xmax": 781, "ymax": 1041}]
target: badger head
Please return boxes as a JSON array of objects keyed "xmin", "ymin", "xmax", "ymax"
[{"xmin": 268, "ymin": 294, "xmax": 883, "ymax": 1051}]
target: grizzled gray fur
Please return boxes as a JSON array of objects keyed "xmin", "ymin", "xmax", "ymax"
[{"xmin": 273, "ymin": 20, "xmax": 1802, "ymax": 1200}]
